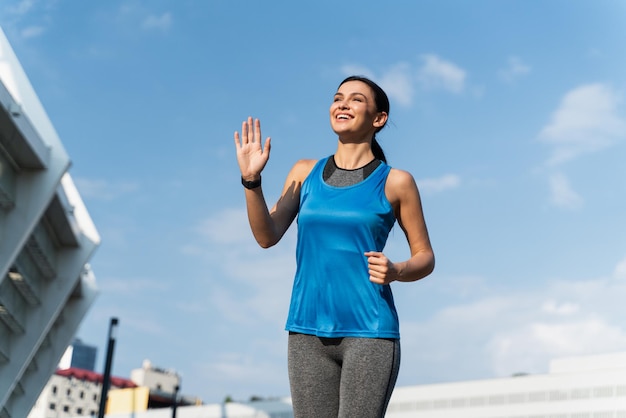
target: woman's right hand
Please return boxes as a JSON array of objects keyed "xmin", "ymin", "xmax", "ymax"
[{"xmin": 234, "ymin": 116, "xmax": 271, "ymax": 180}]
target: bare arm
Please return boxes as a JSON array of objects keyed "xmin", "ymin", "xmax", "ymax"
[
  {"xmin": 366, "ymin": 169, "xmax": 435, "ymax": 284},
  {"xmin": 234, "ymin": 117, "xmax": 314, "ymax": 248},
  {"xmin": 243, "ymin": 160, "xmax": 314, "ymax": 248}
]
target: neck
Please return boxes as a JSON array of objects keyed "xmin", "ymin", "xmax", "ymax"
[{"xmin": 333, "ymin": 142, "xmax": 376, "ymax": 170}]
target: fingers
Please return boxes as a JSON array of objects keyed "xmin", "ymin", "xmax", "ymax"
[
  {"xmin": 366, "ymin": 252, "xmax": 387, "ymax": 273},
  {"xmin": 365, "ymin": 252, "xmax": 393, "ymax": 284},
  {"xmin": 254, "ymin": 118, "xmax": 262, "ymax": 143},
  {"xmin": 233, "ymin": 130, "xmax": 240, "ymax": 147},
  {"xmin": 241, "ymin": 117, "xmax": 251, "ymax": 144},
  {"xmin": 237, "ymin": 117, "xmax": 264, "ymax": 146},
  {"xmin": 365, "ymin": 251, "xmax": 384, "ymax": 264}
]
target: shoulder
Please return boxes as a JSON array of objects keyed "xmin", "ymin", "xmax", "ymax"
[
  {"xmin": 385, "ymin": 168, "xmax": 420, "ymax": 204},
  {"xmin": 287, "ymin": 159, "xmax": 318, "ymax": 183},
  {"xmin": 387, "ymin": 168, "xmax": 417, "ymax": 189}
]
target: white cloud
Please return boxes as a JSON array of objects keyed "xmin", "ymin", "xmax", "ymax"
[
  {"xmin": 1, "ymin": 1, "xmax": 55, "ymax": 38},
  {"xmin": 417, "ymin": 54, "xmax": 466, "ymax": 93},
  {"xmin": 340, "ymin": 64, "xmax": 374, "ymax": 80},
  {"xmin": 340, "ymin": 64, "xmax": 414, "ymax": 107},
  {"xmin": 189, "ymin": 208, "xmax": 297, "ymax": 325},
  {"xmin": 538, "ymin": 83, "xmax": 626, "ymax": 165},
  {"xmin": 498, "ymin": 56, "xmax": 531, "ymax": 82},
  {"xmin": 6, "ymin": 0, "xmax": 35, "ymax": 16},
  {"xmin": 74, "ymin": 177, "xmax": 140, "ymax": 200},
  {"xmin": 20, "ymin": 25, "xmax": 45, "ymax": 39},
  {"xmin": 198, "ymin": 347, "xmax": 288, "ymax": 400},
  {"xmin": 99, "ymin": 276, "xmax": 168, "ymax": 294},
  {"xmin": 417, "ymin": 174, "xmax": 460, "ymax": 194},
  {"xmin": 142, "ymin": 12, "xmax": 172, "ymax": 31},
  {"xmin": 541, "ymin": 299, "xmax": 580, "ymax": 316},
  {"xmin": 397, "ymin": 257, "xmax": 626, "ymax": 384},
  {"xmin": 195, "ymin": 207, "xmax": 252, "ymax": 245},
  {"xmin": 378, "ymin": 63, "xmax": 414, "ymax": 107},
  {"xmin": 614, "ymin": 256, "xmax": 626, "ymax": 279},
  {"xmin": 340, "ymin": 54, "xmax": 467, "ymax": 107},
  {"xmin": 489, "ymin": 319, "xmax": 626, "ymax": 376},
  {"xmin": 548, "ymin": 172, "xmax": 583, "ymax": 209}
]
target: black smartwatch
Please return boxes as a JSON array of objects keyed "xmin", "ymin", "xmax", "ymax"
[{"xmin": 241, "ymin": 176, "xmax": 262, "ymax": 189}]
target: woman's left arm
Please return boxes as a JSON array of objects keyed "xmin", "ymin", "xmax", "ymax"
[{"xmin": 366, "ymin": 168, "xmax": 435, "ymax": 284}]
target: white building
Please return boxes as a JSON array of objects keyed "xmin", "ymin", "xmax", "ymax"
[
  {"xmin": 130, "ymin": 360, "xmax": 180, "ymax": 395},
  {"xmin": 0, "ymin": 26, "xmax": 100, "ymax": 418},
  {"xmin": 28, "ymin": 359, "xmax": 195, "ymax": 418},
  {"xmin": 27, "ymin": 368, "xmax": 135, "ymax": 418},
  {"xmin": 386, "ymin": 351, "xmax": 626, "ymax": 417}
]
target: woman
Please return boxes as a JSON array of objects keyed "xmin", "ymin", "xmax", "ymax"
[{"xmin": 234, "ymin": 76, "xmax": 435, "ymax": 417}]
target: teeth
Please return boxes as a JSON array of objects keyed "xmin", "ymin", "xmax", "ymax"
[{"xmin": 337, "ymin": 115, "xmax": 349, "ymax": 120}]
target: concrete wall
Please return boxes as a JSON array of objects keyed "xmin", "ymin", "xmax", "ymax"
[{"xmin": 0, "ymin": 26, "xmax": 100, "ymax": 418}]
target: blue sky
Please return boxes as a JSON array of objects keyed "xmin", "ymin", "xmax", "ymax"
[{"xmin": 2, "ymin": 0, "xmax": 626, "ymax": 404}]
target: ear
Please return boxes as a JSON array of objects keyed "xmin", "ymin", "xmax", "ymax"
[{"xmin": 373, "ymin": 111, "xmax": 388, "ymax": 129}]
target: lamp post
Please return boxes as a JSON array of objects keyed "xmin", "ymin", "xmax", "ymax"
[
  {"xmin": 97, "ymin": 317, "xmax": 119, "ymax": 418},
  {"xmin": 172, "ymin": 382, "xmax": 180, "ymax": 418}
]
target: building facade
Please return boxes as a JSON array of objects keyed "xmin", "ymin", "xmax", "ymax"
[
  {"xmin": 28, "ymin": 359, "xmax": 198, "ymax": 418},
  {"xmin": 106, "ymin": 360, "xmax": 201, "ymax": 415},
  {"xmin": 130, "ymin": 360, "xmax": 180, "ymax": 395},
  {"xmin": 58, "ymin": 340, "xmax": 97, "ymax": 372},
  {"xmin": 28, "ymin": 368, "xmax": 136, "ymax": 418},
  {"xmin": 385, "ymin": 351, "xmax": 626, "ymax": 417},
  {"xmin": 0, "ymin": 26, "xmax": 101, "ymax": 418}
]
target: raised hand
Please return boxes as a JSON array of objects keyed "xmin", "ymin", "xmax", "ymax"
[{"xmin": 234, "ymin": 117, "xmax": 271, "ymax": 180}]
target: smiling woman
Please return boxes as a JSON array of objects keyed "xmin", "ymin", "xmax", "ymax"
[{"xmin": 233, "ymin": 76, "xmax": 435, "ymax": 417}]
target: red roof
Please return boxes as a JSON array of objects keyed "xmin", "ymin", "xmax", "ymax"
[{"xmin": 56, "ymin": 368, "xmax": 137, "ymax": 389}]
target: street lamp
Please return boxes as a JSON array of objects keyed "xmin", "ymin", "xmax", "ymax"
[
  {"xmin": 172, "ymin": 382, "xmax": 180, "ymax": 418},
  {"xmin": 97, "ymin": 317, "xmax": 119, "ymax": 418}
]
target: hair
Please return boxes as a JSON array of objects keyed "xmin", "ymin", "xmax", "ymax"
[{"xmin": 338, "ymin": 75, "xmax": 390, "ymax": 163}]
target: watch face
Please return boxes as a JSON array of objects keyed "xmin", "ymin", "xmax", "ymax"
[{"xmin": 242, "ymin": 177, "xmax": 261, "ymax": 189}]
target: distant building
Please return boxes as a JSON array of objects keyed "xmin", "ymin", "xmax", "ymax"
[
  {"xmin": 131, "ymin": 360, "xmax": 180, "ymax": 395},
  {"xmin": 28, "ymin": 360, "xmax": 201, "ymax": 418},
  {"xmin": 386, "ymin": 351, "xmax": 626, "ymax": 417},
  {"xmin": 85, "ymin": 351, "xmax": 626, "ymax": 418},
  {"xmin": 106, "ymin": 360, "xmax": 201, "ymax": 415},
  {"xmin": 27, "ymin": 368, "xmax": 135, "ymax": 418},
  {"xmin": 0, "ymin": 25, "xmax": 100, "ymax": 418},
  {"xmin": 58, "ymin": 339, "xmax": 98, "ymax": 372}
]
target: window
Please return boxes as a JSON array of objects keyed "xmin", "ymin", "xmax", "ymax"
[
  {"xmin": 77, "ymin": 407, "xmax": 83, "ymax": 414},
  {"xmin": 528, "ymin": 391, "xmax": 547, "ymax": 402},
  {"xmin": 63, "ymin": 405, "xmax": 69, "ymax": 412},
  {"xmin": 594, "ymin": 386, "xmax": 614, "ymax": 397},
  {"xmin": 51, "ymin": 386, "xmax": 57, "ymax": 395},
  {"xmin": 49, "ymin": 403, "xmax": 56, "ymax": 410}
]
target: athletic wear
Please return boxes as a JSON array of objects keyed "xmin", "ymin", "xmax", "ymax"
[
  {"xmin": 285, "ymin": 156, "xmax": 399, "ymax": 338},
  {"xmin": 288, "ymin": 332, "xmax": 400, "ymax": 418},
  {"xmin": 323, "ymin": 155, "xmax": 382, "ymax": 186}
]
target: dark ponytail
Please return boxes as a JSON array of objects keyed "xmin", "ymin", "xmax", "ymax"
[
  {"xmin": 338, "ymin": 75, "xmax": 390, "ymax": 164},
  {"xmin": 371, "ymin": 139, "xmax": 386, "ymax": 164}
]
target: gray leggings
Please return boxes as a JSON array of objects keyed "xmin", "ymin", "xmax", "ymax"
[{"xmin": 288, "ymin": 332, "xmax": 400, "ymax": 418}]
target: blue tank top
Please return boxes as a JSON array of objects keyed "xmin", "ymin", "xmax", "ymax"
[{"xmin": 285, "ymin": 156, "xmax": 400, "ymax": 338}]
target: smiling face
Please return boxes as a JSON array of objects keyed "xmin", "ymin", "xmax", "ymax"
[{"xmin": 330, "ymin": 80, "xmax": 388, "ymax": 140}]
